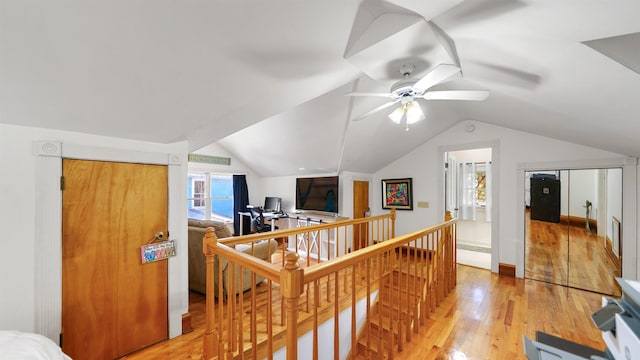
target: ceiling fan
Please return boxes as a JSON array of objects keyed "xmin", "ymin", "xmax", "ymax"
[{"xmin": 347, "ymin": 63, "xmax": 489, "ymax": 129}]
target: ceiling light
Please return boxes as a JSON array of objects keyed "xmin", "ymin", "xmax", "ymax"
[
  {"xmin": 388, "ymin": 98, "xmax": 425, "ymax": 127},
  {"xmin": 405, "ymin": 101, "xmax": 425, "ymax": 124},
  {"xmin": 388, "ymin": 106, "xmax": 405, "ymax": 124}
]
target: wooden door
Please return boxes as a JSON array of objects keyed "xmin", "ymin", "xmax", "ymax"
[
  {"xmin": 353, "ymin": 181, "xmax": 369, "ymax": 250},
  {"xmin": 62, "ymin": 159, "xmax": 168, "ymax": 359}
]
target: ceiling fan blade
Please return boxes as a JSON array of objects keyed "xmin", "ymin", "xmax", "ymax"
[
  {"xmin": 352, "ymin": 99, "xmax": 401, "ymax": 122},
  {"xmin": 345, "ymin": 92, "xmax": 393, "ymax": 98},
  {"xmin": 421, "ymin": 90, "xmax": 490, "ymax": 101},
  {"xmin": 413, "ymin": 64, "xmax": 461, "ymax": 91}
]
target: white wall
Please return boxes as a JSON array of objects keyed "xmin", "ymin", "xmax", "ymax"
[
  {"xmin": 272, "ymin": 291, "xmax": 377, "ymax": 360},
  {"xmin": 449, "ymin": 148, "xmax": 491, "ymax": 164},
  {"xmin": 372, "ymin": 120, "xmax": 628, "ymax": 269},
  {"xmin": 568, "ymin": 169, "xmax": 598, "ymax": 218},
  {"xmin": 0, "ymin": 123, "xmax": 188, "ymax": 336},
  {"xmin": 260, "ymin": 175, "xmax": 297, "ymax": 212}
]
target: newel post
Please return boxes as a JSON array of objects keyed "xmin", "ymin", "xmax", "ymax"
[
  {"xmin": 280, "ymin": 252, "xmax": 304, "ymax": 360},
  {"xmin": 443, "ymin": 211, "xmax": 455, "ymax": 289},
  {"xmin": 443, "ymin": 211, "xmax": 452, "ymax": 248},
  {"xmin": 444, "ymin": 211, "xmax": 452, "ymax": 253},
  {"xmin": 390, "ymin": 208, "xmax": 397, "ymax": 238},
  {"xmin": 203, "ymin": 227, "xmax": 219, "ymax": 360}
]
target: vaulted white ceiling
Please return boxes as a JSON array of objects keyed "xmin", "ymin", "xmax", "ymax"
[{"xmin": 2, "ymin": 0, "xmax": 640, "ymax": 176}]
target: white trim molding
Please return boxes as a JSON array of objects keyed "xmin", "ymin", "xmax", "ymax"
[
  {"xmin": 438, "ymin": 140, "xmax": 501, "ymax": 274},
  {"xmin": 33, "ymin": 141, "xmax": 188, "ymax": 344},
  {"xmin": 33, "ymin": 141, "xmax": 62, "ymax": 343}
]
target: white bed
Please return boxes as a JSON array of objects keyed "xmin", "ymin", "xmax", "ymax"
[{"xmin": 0, "ymin": 331, "xmax": 72, "ymax": 360}]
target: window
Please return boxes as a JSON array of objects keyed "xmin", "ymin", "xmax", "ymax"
[
  {"xmin": 193, "ymin": 177, "xmax": 206, "ymax": 207},
  {"xmin": 188, "ymin": 173, "xmax": 233, "ymax": 221},
  {"xmin": 475, "ymin": 167, "xmax": 486, "ymax": 207},
  {"xmin": 210, "ymin": 175, "xmax": 233, "ymax": 219}
]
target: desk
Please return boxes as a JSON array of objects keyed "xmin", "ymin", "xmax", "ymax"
[{"xmin": 238, "ymin": 211, "xmax": 288, "ymax": 236}]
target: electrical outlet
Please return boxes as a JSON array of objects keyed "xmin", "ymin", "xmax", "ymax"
[{"xmin": 417, "ymin": 201, "xmax": 429, "ymax": 208}]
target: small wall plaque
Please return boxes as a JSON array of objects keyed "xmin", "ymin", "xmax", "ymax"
[
  {"xmin": 141, "ymin": 240, "xmax": 176, "ymax": 264},
  {"xmin": 187, "ymin": 153, "xmax": 231, "ymax": 165}
]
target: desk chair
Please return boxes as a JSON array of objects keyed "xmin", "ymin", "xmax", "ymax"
[{"xmin": 248, "ymin": 207, "xmax": 278, "ymax": 233}]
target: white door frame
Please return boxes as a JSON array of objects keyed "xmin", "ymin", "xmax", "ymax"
[
  {"xmin": 438, "ymin": 141, "xmax": 500, "ymax": 273},
  {"xmin": 34, "ymin": 141, "xmax": 187, "ymax": 344}
]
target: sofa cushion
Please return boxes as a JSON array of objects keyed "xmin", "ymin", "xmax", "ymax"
[
  {"xmin": 235, "ymin": 244, "xmax": 251, "ymax": 252},
  {"xmin": 188, "ymin": 218, "xmax": 233, "ymax": 239},
  {"xmin": 190, "ymin": 238, "xmax": 278, "ymax": 297},
  {"xmin": 221, "ymin": 239, "xmax": 278, "ymax": 298}
]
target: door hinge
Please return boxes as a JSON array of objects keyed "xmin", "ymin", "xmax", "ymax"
[{"xmin": 60, "ymin": 176, "xmax": 65, "ymax": 191}]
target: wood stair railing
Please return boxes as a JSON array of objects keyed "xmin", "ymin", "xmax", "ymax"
[
  {"xmin": 350, "ymin": 228, "xmax": 456, "ymax": 360},
  {"xmin": 353, "ymin": 270, "xmax": 426, "ymax": 359},
  {"xmin": 203, "ymin": 210, "xmax": 457, "ymax": 360},
  {"xmin": 354, "ymin": 269, "xmax": 426, "ymax": 359}
]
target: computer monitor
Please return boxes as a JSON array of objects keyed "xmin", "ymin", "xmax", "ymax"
[{"xmin": 264, "ymin": 197, "xmax": 281, "ymax": 213}]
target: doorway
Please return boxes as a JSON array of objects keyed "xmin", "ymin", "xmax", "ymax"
[
  {"xmin": 445, "ymin": 148, "xmax": 492, "ymax": 270},
  {"xmin": 62, "ymin": 159, "xmax": 169, "ymax": 359},
  {"xmin": 524, "ymin": 168, "xmax": 622, "ymax": 296}
]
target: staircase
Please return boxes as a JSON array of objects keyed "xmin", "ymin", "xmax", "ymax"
[
  {"xmin": 202, "ymin": 211, "xmax": 457, "ymax": 360},
  {"xmin": 351, "ymin": 268, "xmax": 429, "ymax": 360}
]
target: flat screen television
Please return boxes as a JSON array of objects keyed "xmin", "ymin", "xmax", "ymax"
[{"xmin": 295, "ymin": 176, "xmax": 339, "ymax": 213}]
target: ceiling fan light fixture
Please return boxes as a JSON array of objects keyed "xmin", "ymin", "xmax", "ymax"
[
  {"xmin": 347, "ymin": 63, "xmax": 489, "ymax": 124},
  {"xmin": 388, "ymin": 101, "xmax": 425, "ymax": 125},
  {"xmin": 405, "ymin": 101, "xmax": 425, "ymax": 124},
  {"xmin": 388, "ymin": 106, "xmax": 405, "ymax": 124}
]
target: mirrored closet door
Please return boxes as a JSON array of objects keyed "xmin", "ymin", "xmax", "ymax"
[{"xmin": 524, "ymin": 168, "xmax": 622, "ymax": 296}]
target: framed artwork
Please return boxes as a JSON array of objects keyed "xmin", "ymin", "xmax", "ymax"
[{"xmin": 381, "ymin": 178, "xmax": 413, "ymax": 210}]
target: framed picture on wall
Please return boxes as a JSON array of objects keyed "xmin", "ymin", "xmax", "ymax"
[{"xmin": 381, "ymin": 178, "xmax": 413, "ymax": 210}]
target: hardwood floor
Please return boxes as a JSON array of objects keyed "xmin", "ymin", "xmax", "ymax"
[
  {"xmin": 123, "ymin": 265, "xmax": 609, "ymax": 359},
  {"xmin": 400, "ymin": 266, "xmax": 606, "ymax": 359},
  {"xmin": 525, "ymin": 209, "xmax": 621, "ymax": 296},
  {"xmin": 120, "ymin": 291, "xmax": 207, "ymax": 360}
]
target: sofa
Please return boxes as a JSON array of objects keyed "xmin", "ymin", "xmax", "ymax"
[{"xmin": 188, "ymin": 218, "xmax": 277, "ymax": 298}]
